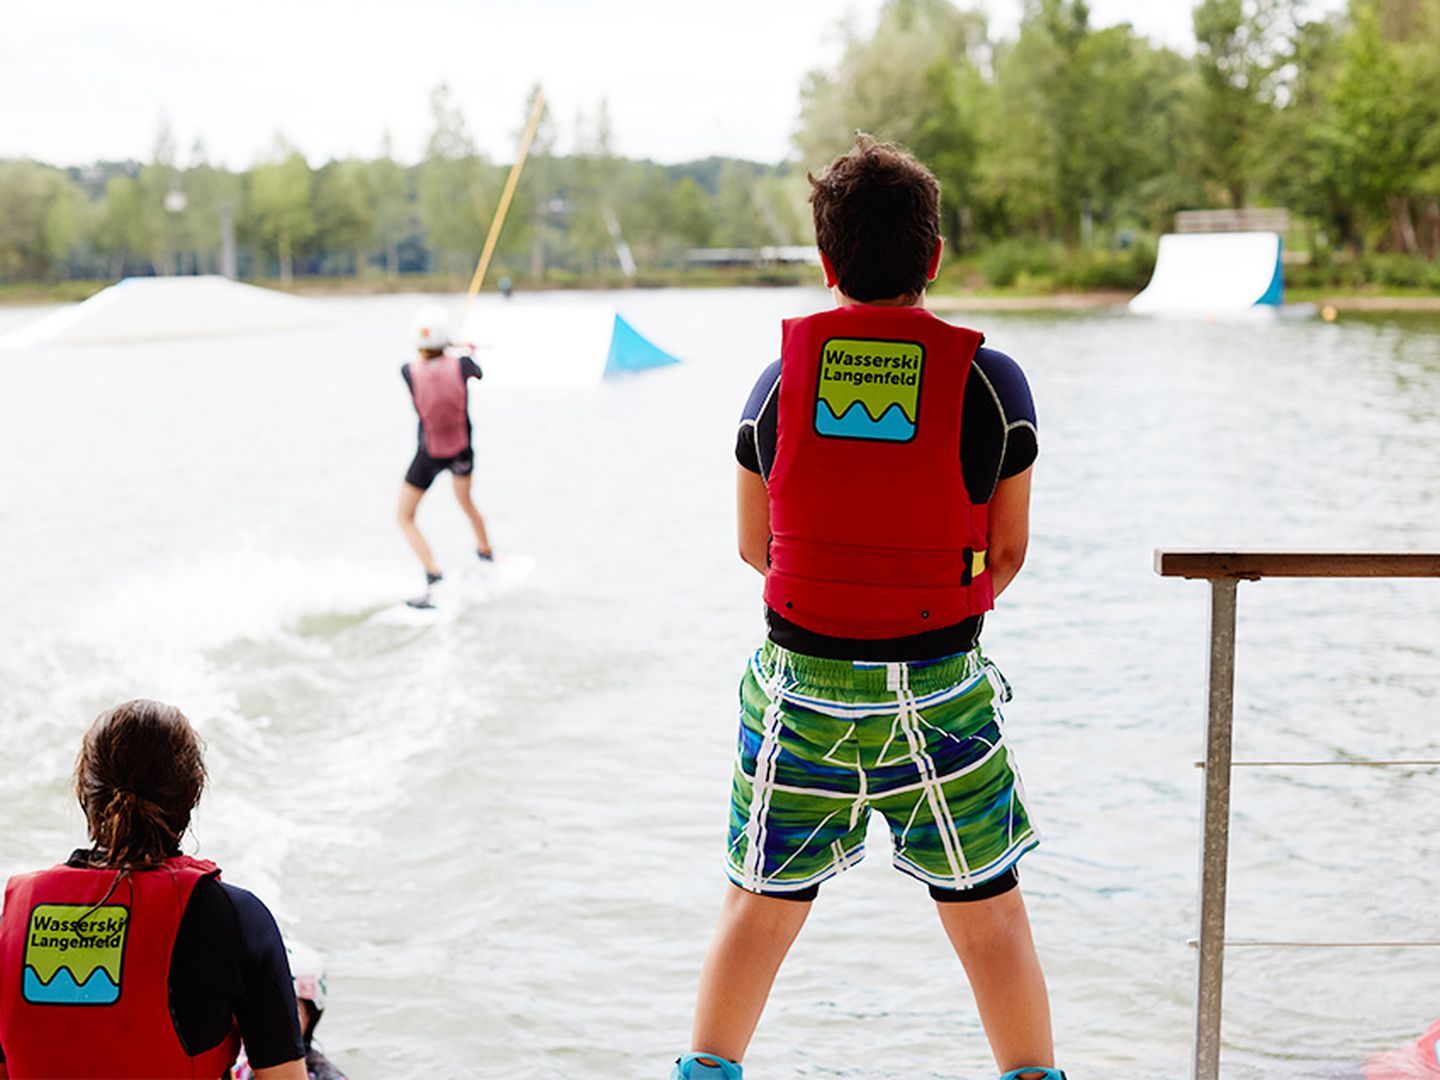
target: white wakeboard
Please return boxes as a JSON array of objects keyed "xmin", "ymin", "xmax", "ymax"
[{"xmin": 371, "ymin": 554, "xmax": 536, "ymax": 626}]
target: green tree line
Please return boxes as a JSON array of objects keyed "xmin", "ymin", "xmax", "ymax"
[
  {"xmin": 798, "ymin": 0, "xmax": 1440, "ymax": 288},
  {"xmin": 0, "ymin": 84, "xmax": 804, "ymax": 288},
  {"xmin": 2, "ymin": 0, "xmax": 1438, "ymax": 291}
]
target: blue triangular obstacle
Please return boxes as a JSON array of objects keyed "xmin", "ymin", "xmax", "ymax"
[{"xmin": 604, "ymin": 314, "xmax": 680, "ymax": 376}]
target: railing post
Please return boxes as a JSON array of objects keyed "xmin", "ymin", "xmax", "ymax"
[
  {"xmin": 1158, "ymin": 551, "xmax": 1440, "ymax": 1073},
  {"xmin": 1194, "ymin": 578, "xmax": 1239, "ymax": 1080}
]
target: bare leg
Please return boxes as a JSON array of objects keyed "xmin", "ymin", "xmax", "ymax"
[
  {"xmin": 936, "ymin": 888, "xmax": 1054, "ymax": 1075},
  {"xmin": 689, "ymin": 884, "xmax": 812, "ymax": 1063},
  {"xmin": 452, "ymin": 473, "xmax": 492, "ymax": 556},
  {"xmin": 396, "ymin": 483, "xmax": 440, "ymax": 576}
]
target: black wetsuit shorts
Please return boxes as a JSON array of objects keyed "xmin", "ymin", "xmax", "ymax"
[{"xmin": 404, "ymin": 446, "xmax": 474, "ymax": 490}]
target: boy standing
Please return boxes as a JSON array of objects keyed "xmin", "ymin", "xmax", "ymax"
[
  {"xmin": 674, "ymin": 136, "xmax": 1063, "ymax": 1080},
  {"xmin": 397, "ymin": 303, "xmax": 494, "ymax": 608}
]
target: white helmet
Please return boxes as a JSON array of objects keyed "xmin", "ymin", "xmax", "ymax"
[
  {"xmin": 412, "ymin": 303, "xmax": 452, "ymax": 351},
  {"xmin": 286, "ymin": 940, "xmax": 328, "ymax": 1012}
]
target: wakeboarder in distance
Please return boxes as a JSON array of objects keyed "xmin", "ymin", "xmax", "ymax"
[{"xmin": 397, "ymin": 303, "xmax": 493, "ymax": 609}]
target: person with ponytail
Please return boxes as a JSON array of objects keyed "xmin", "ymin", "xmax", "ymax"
[{"xmin": 0, "ymin": 700, "xmax": 307, "ymax": 1079}]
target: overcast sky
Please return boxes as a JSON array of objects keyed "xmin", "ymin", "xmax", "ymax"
[{"xmin": 0, "ymin": 0, "xmax": 1339, "ymax": 169}]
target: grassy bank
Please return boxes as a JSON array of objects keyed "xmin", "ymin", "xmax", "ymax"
[
  {"xmin": 933, "ymin": 286, "xmax": 1440, "ymax": 313},
  {"xmin": 0, "ymin": 267, "xmax": 821, "ymax": 307},
  {"xmin": 283, "ymin": 265, "xmax": 820, "ymax": 296},
  {"xmin": 0, "ymin": 280, "xmax": 114, "ymax": 306},
  {"xmin": 3, "ymin": 269, "xmax": 1438, "ymax": 314},
  {"xmin": 1286, "ymin": 286, "xmax": 1440, "ymax": 311}
]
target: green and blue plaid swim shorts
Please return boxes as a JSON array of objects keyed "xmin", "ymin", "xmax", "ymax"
[{"xmin": 725, "ymin": 641, "xmax": 1040, "ymax": 896}]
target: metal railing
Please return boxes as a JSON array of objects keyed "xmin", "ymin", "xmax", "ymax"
[{"xmin": 1155, "ymin": 550, "xmax": 1440, "ymax": 1080}]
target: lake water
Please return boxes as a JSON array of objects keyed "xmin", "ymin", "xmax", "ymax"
[{"xmin": 0, "ymin": 288, "xmax": 1437, "ymax": 1079}]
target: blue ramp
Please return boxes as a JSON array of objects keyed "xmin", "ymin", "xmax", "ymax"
[
  {"xmin": 604, "ymin": 314, "xmax": 681, "ymax": 376},
  {"xmin": 1255, "ymin": 241, "xmax": 1285, "ymax": 307}
]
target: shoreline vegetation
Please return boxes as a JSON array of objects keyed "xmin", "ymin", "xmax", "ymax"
[
  {"xmin": 4, "ymin": 1, "xmax": 1440, "ymax": 317},
  {"xmin": 3, "ymin": 272, "xmax": 1438, "ymax": 316}
]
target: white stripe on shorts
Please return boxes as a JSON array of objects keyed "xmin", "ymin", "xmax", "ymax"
[
  {"xmin": 894, "ymin": 665, "xmax": 973, "ymax": 884},
  {"xmin": 739, "ymin": 661, "xmax": 788, "ymax": 889}
]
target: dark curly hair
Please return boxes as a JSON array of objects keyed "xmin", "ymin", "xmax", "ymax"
[
  {"xmin": 75, "ymin": 700, "xmax": 207, "ymax": 870},
  {"xmin": 808, "ymin": 132, "xmax": 942, "ymax": 303}
]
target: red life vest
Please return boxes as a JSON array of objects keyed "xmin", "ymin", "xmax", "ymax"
[
  {"xmin": 763, "ymin": 304, "xmax": 993, "ymax": 640},
  {"xmin": 408, "ymin": 352, "xmax": 471, "ymax": 458},
  {"xmin": 0, "ymin": 855, "xmax": 241, "ymax": 1079}
]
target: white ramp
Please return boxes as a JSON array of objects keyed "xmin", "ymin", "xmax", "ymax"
[
  {"xmin": 0, "ymin": 276, "xmax": 325, "ymax": 349},
  {"xmin": 459, "ymin": 302, "xmax": 679, "ymax": 388},
  {"xmin": 463, "ymin": 303, "xmax": 614, "ymax": 387},
  {"xmin": 1130, "ymin": 232, "xmax": 1284, "ymax": 316}
]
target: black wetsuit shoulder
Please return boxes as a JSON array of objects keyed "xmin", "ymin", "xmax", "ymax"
[
  {"xmin": 401, "ymin": 354, "xmax": 482, "ymax": 389},
  {"xmin": 171, "ymin": 875, "xmax": 305, "ymax": 1068}
]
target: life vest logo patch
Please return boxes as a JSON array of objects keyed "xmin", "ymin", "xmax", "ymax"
[
  {"xmin": 814, "ymin": 337, "xmax": 924, "ymax": 442},
  {"xmin": 21, "ymin": 904, "xmax": 128, "ymax": 1005}
]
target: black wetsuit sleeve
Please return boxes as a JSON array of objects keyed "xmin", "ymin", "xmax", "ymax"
[
  {"xmin": 985, "ymin": 348, "xmax": 1038, "ymax": 479},
  {"xmin": 737, "ymin": 360, "xmax": 781, "ymax": 478},
  {"xmin": 461, "ymin": 356, "xmax": 483, "ymax": 381},
  {"xmin": 225, "ymin": 884, "xmax": 305, "ymax": 1068},
  {"xmin": 961, "ymin": 347, "xmax": 1038, "ymax": 503},
  {"xmin": 170, "ymin": 879, "xmax": 304, "ymax": 1069},
  {"xmin": 401, "ymin": 362, "xmax": 426, "ymax": 446}
]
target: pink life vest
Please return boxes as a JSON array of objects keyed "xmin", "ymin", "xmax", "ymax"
[
  {"xmin": 1363, "ymin": 1017, "xmax": 1440, "ymax": 1078},
  {"xmin": 0, "ymin": 855, "xmax": 242, "ymax": 1079},
  {"xmin": 408, "ymin": 352, "xmax": 471, "ymax": 458},
  {"xmin": 763, "ymin": 304, "xmax": 993, "ymax": 640}
]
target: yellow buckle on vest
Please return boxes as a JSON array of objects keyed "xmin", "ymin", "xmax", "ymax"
[{"xmin": 961, "ymin": 547, "xmax": 988, "ymax": 587}]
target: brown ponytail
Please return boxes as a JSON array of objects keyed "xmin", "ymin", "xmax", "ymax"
[{"xmin": 75, "ymin": 700, "xmax": 207, "ymax": 870}]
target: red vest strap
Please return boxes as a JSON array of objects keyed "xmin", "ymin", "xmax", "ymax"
[
  {"xmin": 763, "ymin": 305, "xmax": 994, "ymax": 640},
  {"xmin": 0, "ymin": 856, "xmax": 241, "ymax": 1079}
]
